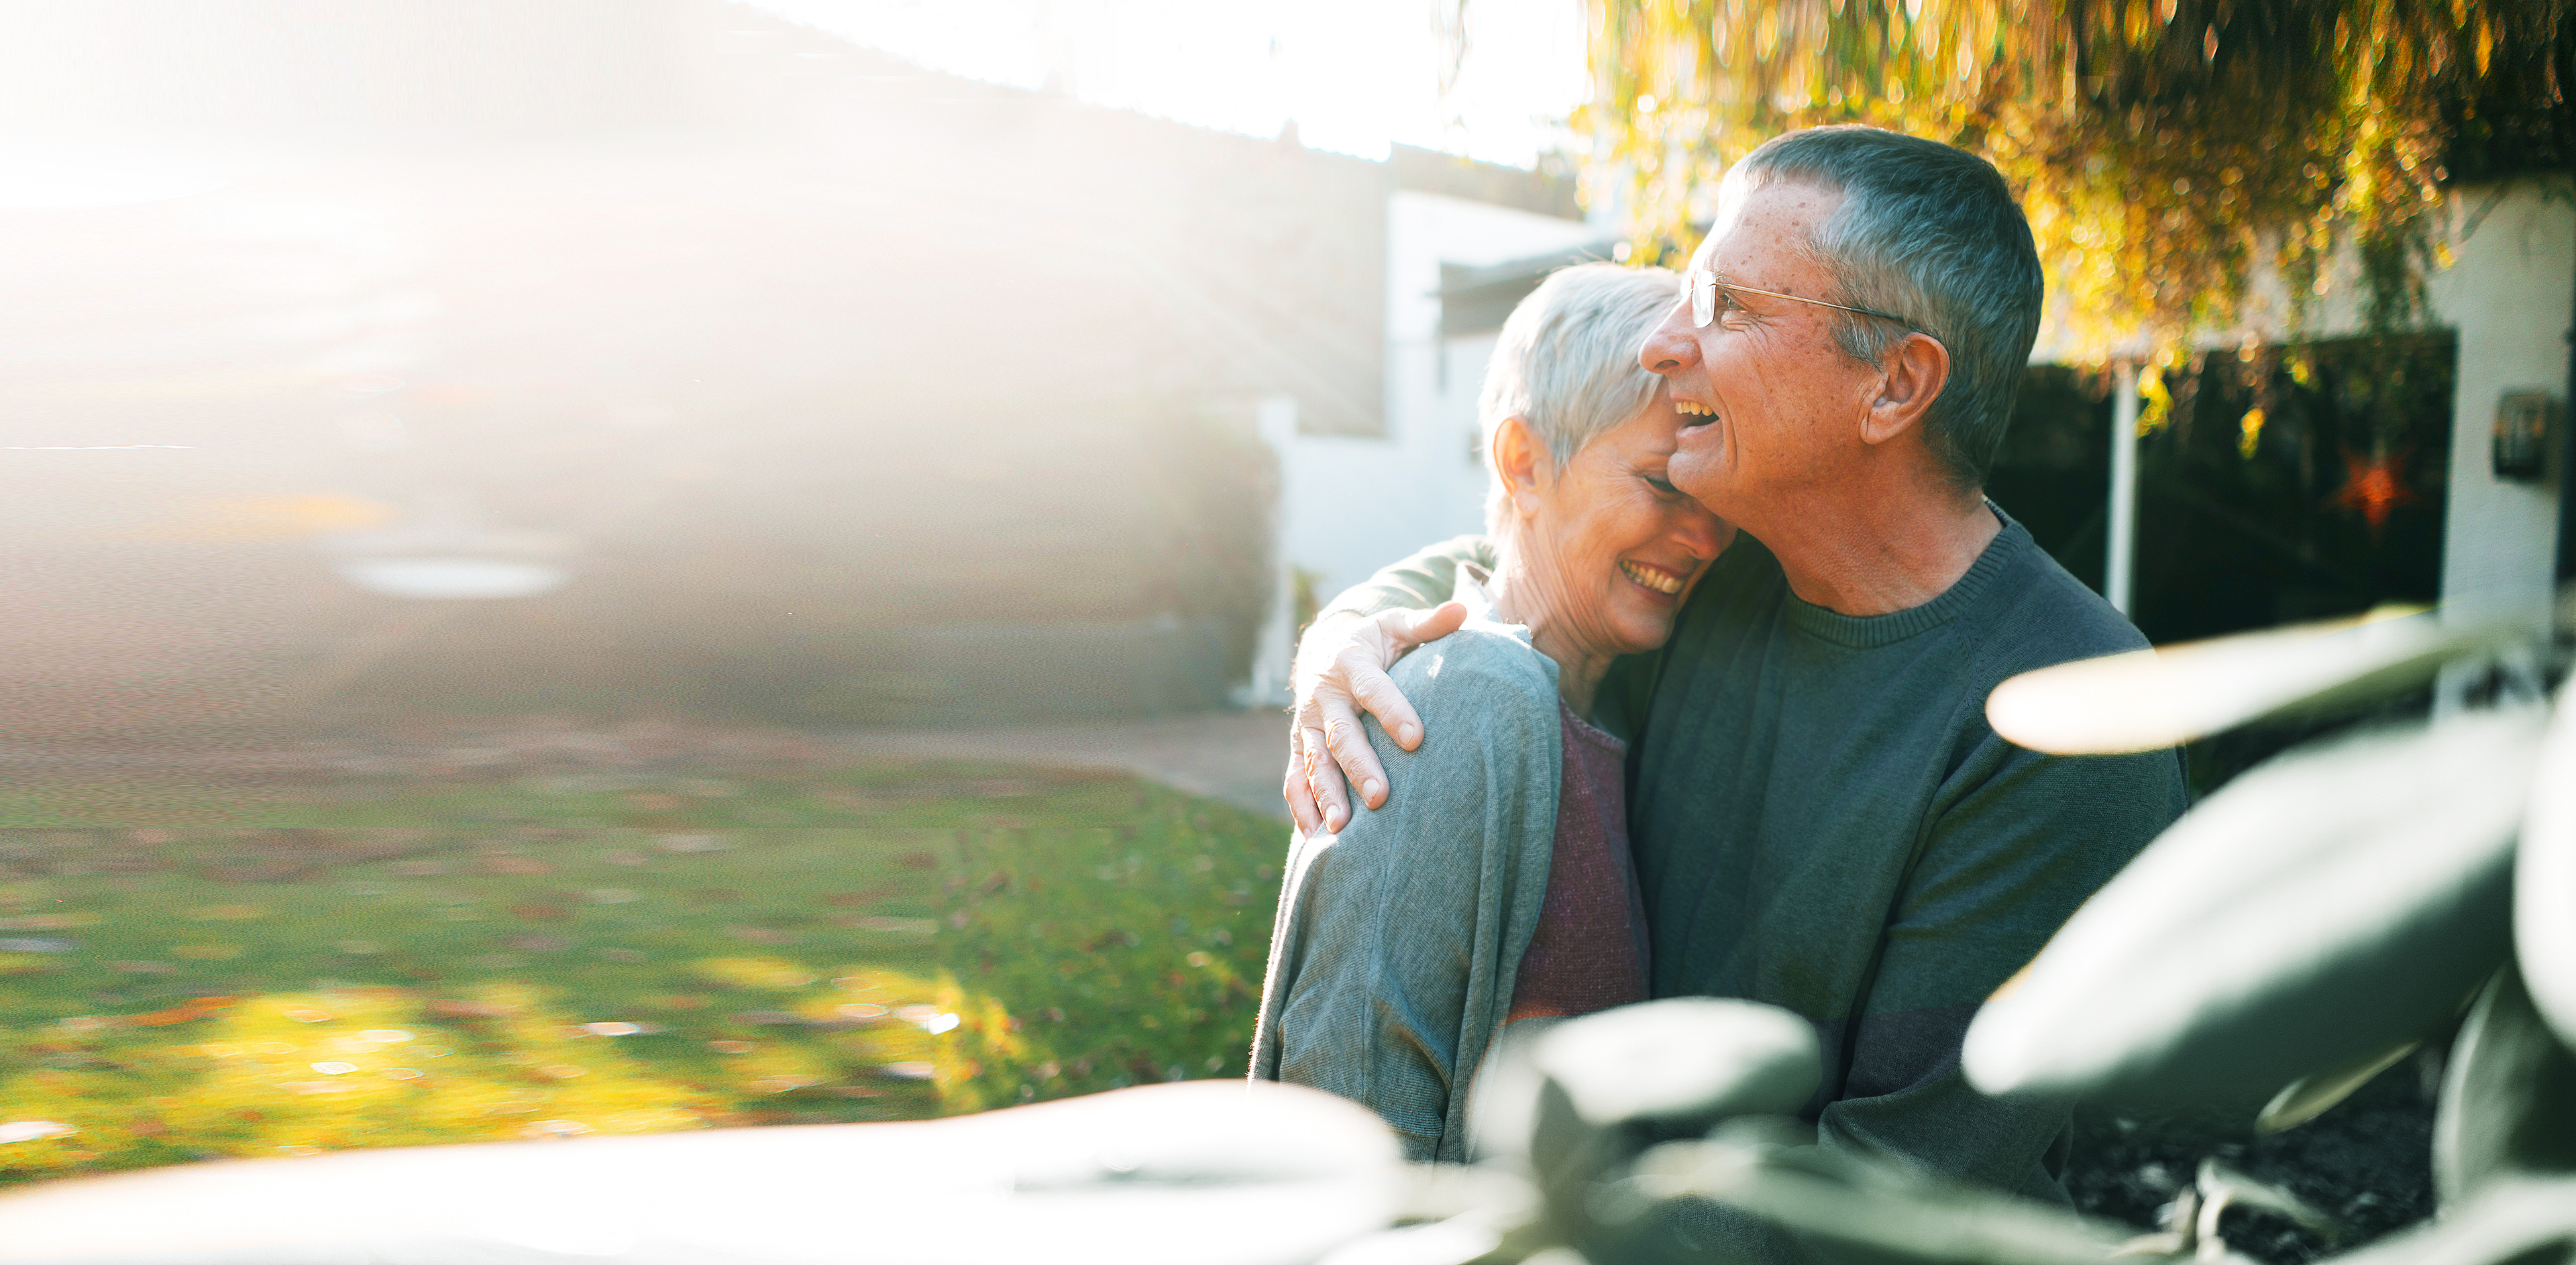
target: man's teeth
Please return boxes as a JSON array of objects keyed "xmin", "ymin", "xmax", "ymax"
[
  {"xmin": 1675, "ymin": 400, "xmax": 1715, "ymax": 417},
  {"xmin": 1621, "ymin": 561, "xmax": 1685, "ymax": 595}
]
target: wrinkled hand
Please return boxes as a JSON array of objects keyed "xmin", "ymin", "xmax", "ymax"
[{"xmin": 1282, "ymin": 602, "xmax": 1468, "ymax": 834}]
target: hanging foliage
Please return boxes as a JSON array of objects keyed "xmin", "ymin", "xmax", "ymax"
[{"xmin": 1560, "ymin": 0, "xmax": 2575, "ymax": 363}]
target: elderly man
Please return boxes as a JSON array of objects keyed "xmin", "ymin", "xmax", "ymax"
[{"xmin": 1284, "ymin": 126, "xmax": 2187, "ymax": 1238}]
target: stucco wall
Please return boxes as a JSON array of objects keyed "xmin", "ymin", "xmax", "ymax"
[{"xmin": 2424, "ymin": 178, "xmax": 2573, "ymax": 622}]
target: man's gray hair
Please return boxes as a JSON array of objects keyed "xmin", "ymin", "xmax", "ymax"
[
  {"xmin": 1729, "ymin": 125, "xmax": 2044, "ymax": 490},
  {"xmin": 1479, "ymin": 262, "xmax": 1680, "ymax": 526}
]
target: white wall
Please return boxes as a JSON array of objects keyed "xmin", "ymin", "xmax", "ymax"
[
  {"xmin": 2424, "ymin": 178, "xmax": 2571, "ymax": 624},
  {"xmin": 1239, "ymin": 190, "xmax": 1600, "ymax": 704}
]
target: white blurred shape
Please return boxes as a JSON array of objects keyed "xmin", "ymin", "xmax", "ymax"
[
  {"xmin": 0, "ymin": 1081, "xmax": 1401, "ymax": 1265},
  {"xmin": 320, "ymin": 492, "xmax": 575, "ymax": 600},
  {"xmin": 2516, "ymin": 680, "xmax": 2576, "ymax": 1047},
  {"xmin": 1531, "ymin": 998, "xmax": 1819, "ymax": 1128},
  {"xmin": 332, "ymin": 557, "xmax": 567, "ymax": 600},
  {"xmin": 478, "ymin": 1209, "xmax": 634, "ymax": 1258},
  {"xmin": 0, "ymin": 145, "xmax": 255, "ymax": 211},
  {"xmin": 1964, "ymin": 708, "xmax": 2543, "ymax": 1099},
  {"xmin": 1986, "ymin": 606, "xmax": 2512, "ymax": 755}
]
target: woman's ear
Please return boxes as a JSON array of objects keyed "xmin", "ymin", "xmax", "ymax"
[
  {"xmin": 1491, "ymin": 417, "xmax": 1546, "ymax": 514},
  {"xmin": 1861, "ymin": 331, "xmax": 1951, "ymax": 447}
]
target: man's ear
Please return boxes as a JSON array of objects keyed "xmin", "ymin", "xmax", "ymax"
[
  {"xmin": 1860, "ymin": 332, "xmax": 1951, "ymax": 447},
  {"xmin": 1490, "ymin": 417, "xmax": 1546, "ymax": 512}
]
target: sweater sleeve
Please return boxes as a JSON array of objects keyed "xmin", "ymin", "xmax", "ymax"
[
  {"xmin": 1317, "ymin": 535, "xmax": 1497, "ymax": 620},
  {"xmin": 1818, "ymin": 736, "xmax": 2188, "ymax": 1196},
  {"xmin": 1252, "ymin": 630, "xmax": 1560, "ymax": 1162}
]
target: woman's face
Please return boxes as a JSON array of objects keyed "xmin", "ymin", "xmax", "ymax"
[{"xmin": 1510, "ymin": 393, "xmax": 1734, "ymax": 658}]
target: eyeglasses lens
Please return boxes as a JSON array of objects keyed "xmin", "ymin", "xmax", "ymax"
[{"xmin": 1690, "ymin": 271, "xmax": 1714, "ymax": 327}]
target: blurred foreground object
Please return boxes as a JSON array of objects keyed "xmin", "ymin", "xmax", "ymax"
[
  {"xmin": 1982, "ymin": 606, "xmax": 2504, "ymax": 756},
  {"xmin": 0, "ymin": 1081, "xmax": 1400, "ymax": 1265},
  {"xmin": 1962, "ymin": 589, "xmax": 2576, "ymax": 1256},
  {"xmin": 1963, "ymin": 706, "xmax": 2538, "ymax": 1101}
]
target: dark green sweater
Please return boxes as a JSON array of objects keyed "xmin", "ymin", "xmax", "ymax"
[{"xmin": 1328, "ymin": 510, "xmax": 2188, "ymax": 1231}]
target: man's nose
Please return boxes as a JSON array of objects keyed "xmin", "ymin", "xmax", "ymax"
[{"xmin": 1640, "ymin": 309, "xmax": 1700, "ymax": 376}]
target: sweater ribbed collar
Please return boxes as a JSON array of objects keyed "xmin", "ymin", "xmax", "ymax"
[{"xmin": 1778, "ymin": 503, "xmax": 2032, "ymax": 649}]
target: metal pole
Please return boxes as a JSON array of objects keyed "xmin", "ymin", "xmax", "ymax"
[
  {"xmin": 2557, "ymin": 215, "xmax": 2575, "ymax": 587},
  {"xmin": 2107, "ymin": 362, "xmax": 2140, "ymax": 616}
]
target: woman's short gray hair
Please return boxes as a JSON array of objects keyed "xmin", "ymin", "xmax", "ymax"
[
  {"xmin": 1479, "ymin": 262, "xmax": 1680, "ymax": 525},
  {"xmin": 1727, "ymin": 125, "xmax": 2044, "ymax": 491}
]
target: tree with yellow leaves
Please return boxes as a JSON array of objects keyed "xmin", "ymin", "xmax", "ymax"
[{"xmin": 1553, "ymin": 0, "xmax": 2571, "ymax": 362}]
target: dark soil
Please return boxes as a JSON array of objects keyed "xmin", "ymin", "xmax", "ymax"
[{"xmin": 2065, "ymin": 1052, "xmax": 2442, "ymax": 1263}]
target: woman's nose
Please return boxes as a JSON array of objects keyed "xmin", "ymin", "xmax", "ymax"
[
  {"xmin": 1639, "ymin": 310, "xmax": 1701, "ymax": 375},
  {"xmin": 1674, "ymin": 511, "xmax": 1729, "ymax": 560}
]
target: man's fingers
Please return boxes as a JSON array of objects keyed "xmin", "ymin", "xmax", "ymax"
[
  {"xmin": 1345, "ymin": 656, "xmax": 1427, "ymax": 753},
  {"xmin": 1283, "ymin": 737, "xmax": 1321, "ymax": 834},
  {"xmin": 1285, "ymin": 601, "xmax": 1454, "ymax": 820},
  {"xmin": 1388, "ymin": 600, "xmax": 1468, "ymax": 651},
  {"xmin": 1317, "ymin": 696, "xmax": 1389, "ymax": 813},
  {"xmin": 1299, "ymin": 719, "xmax": 1355, "ymax": 832},
  {"xmin": 1350, "ymin": 601, "xmax": 1454, "ymax": 751}
]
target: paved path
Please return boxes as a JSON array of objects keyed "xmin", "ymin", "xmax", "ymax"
[{"xmin": 842, "ymin": 710, "xmax": 1293, "ymax": 820}]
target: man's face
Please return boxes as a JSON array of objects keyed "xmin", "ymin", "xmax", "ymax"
[{"xmin": 1638, "ymin": 180, "xmax": 1885, "ymax": 527}]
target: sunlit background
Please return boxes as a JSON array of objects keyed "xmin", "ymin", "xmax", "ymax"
[{"xmin": 0, "ymin": 0, "xmax": 1611, "ymax": 749}]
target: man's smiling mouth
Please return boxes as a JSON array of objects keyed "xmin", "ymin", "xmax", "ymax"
[
  {"xmin": 1620, "ymin": 560, "xmax": 1686, "ymax": 595},
  {"xmin": 1675, "ymin": 400, "xmax": 1717, "ymax": 426}
]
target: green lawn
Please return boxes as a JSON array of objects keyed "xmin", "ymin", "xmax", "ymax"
[{"xmin": 0, "ymin": 755, "xmax": 1287, "ymax": 1185}]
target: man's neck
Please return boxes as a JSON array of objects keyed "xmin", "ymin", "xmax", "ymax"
[{"xmin": 1757, "ymin": 479, "xmax": 2002, "ymax": 618}]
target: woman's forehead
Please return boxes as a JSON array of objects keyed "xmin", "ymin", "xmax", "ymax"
[{"xmin": 1595, "ymin": 400, "xmax": 1682, "ymax": 458}]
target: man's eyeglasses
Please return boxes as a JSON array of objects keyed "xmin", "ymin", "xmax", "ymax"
[{"xmin": 1688, "ymin": 268, "xmax": 1917, "ymax": 331}]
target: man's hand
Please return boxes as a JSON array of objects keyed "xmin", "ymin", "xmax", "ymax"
[{"xmin": 1282, "ymin": 602, "xmax": 1468, "ymax": 834}]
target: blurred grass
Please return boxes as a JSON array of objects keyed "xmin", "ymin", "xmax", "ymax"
[
  {"xmin": 0, "ymin": 754, "xmax": 1285, "ymax": 1185},
  {"xmin": 938, "ymin": 803, "xmax": 1277, "ymax": 1107}
]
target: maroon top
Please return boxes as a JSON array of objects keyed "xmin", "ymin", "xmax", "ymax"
[{"xmin": 1506, "ymin": 698, "xmax": 1652, "ymax": 1023}]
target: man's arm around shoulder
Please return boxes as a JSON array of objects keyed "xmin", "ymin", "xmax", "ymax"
[{"xmin": 1284, "ymin": 536, "xmax": 1499, "ymax": 832}]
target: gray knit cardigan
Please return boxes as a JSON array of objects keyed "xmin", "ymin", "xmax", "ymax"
[{"xmin": 1248, "ymin": 584, "xmax": 1564, "ymax": 1163}]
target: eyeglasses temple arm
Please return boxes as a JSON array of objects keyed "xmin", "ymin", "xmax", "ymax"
[{"xmin": 1706, "ymin": 275, "xmax": 1916, "ymax": 328}]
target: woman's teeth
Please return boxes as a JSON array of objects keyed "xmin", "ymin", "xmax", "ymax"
[{"xmin": 1620, "ymin": 561, "xmax": 1685, "ymax": 594}]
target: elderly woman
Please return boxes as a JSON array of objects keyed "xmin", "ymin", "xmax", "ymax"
[{"xmin": 1248, "ymin": 264, "xmax": 1731, "ymax": 1161}]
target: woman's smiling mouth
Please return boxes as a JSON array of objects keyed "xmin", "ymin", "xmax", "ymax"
[{"xmin": 1619, "ymin": 559, "xmax": 1686, "ymax": 595}]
